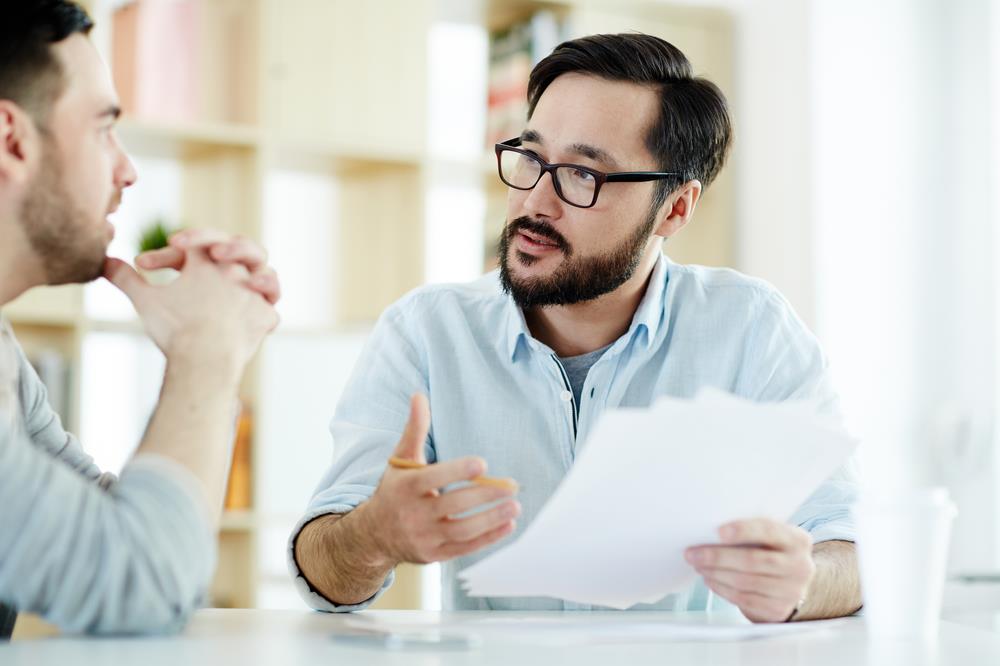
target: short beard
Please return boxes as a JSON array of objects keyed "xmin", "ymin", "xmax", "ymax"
[
  {"xmin": 19, "ymin": 145, "xmax": 107, "ymax": 286},
  {"xmin": 498, "ymin": 207, "xmax": 658, "ymax": 308}
]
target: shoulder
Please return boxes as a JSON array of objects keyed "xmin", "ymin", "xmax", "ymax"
[
  {"xmin": 3, "ymin": 325, "xmax": 44, "ymax": 426},
  {"xmin": 665, "ymin": 261, "xmax": 793, "ymax": 318}
]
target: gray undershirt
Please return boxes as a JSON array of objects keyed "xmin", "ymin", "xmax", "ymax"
[{"xmin": 558, "ymin": 343, "xmax": 613, "ymax": 405}]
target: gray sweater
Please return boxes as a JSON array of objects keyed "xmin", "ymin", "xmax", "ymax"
[{"xmin": 0, "ymin": 319, "xmax": 214, "ymax": 634}]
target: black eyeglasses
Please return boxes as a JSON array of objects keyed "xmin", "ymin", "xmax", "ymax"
[{"xmin": 495, "ymin": 137, "xmax": 681, "ymax": 209}]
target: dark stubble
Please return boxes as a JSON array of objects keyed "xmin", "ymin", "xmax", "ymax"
[
  {"xmin": 19, "ymin": 143, "xmax": 108, "ymax": 285},
  {"xmin": 498, "ymin": 207, "xmax": 658, "ymax": 308}
]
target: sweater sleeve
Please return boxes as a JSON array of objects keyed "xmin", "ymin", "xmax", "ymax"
[{"xmin": 0, "ymin": 328, "xmax": 216, "ymax": 635}]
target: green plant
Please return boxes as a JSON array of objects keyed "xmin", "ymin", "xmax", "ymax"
[{"xmin": 137, "ymin": 219, "xmax": 177, "ymax": 253}]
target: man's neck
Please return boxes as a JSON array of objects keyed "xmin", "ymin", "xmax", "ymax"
[
  {"xmin": 524, "ymin": 250, "xmax": 661, "ymax": 357},
  {"xmin": 0, "ymin": 215, "xmax": 45, "ymax": 308}
]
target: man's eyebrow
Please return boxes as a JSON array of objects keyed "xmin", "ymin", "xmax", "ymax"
[
  {"xmin": 569, "ymin": 142, "xmax": 620, "ymax": 170},
  {"xmin": 520, "ymin": 130, "xmax": 621, "ymax": 169},
  {"xmin": 521, "ymin": 129, "xmax": 542, "ymax": 144},
  {"xmin": 97, "ymin": 105, "xmax": 122, "ymax": 121}
]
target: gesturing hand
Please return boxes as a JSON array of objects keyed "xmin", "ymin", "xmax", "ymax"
[{"xmin": 365, "ymin": 394, "xmax": 520, "ymax": 565}]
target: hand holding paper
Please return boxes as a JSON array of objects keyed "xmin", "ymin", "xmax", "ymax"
[
  {"xmin": 685, "ymin": 517, "xmax": 816, "ymax": 622},
  {"xmin": 459, "ymin": 389, "xmax": 857, "ymax": 609}
]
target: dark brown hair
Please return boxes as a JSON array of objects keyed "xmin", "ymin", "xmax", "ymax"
[
  {"xmin": 528, "ymin": 33, "xmax": 733, "ymax": 209},
  {"xmin": 0, "ymin": 1, "xmax": 94, "ymax": 122}
]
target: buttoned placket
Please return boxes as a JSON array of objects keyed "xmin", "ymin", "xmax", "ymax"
[{"xmin": 527, "ymin": 340, "xmax": 629, "ymax": 611}]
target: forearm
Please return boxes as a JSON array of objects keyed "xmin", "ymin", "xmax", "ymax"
[
  {"xmin": 796, "ymin": 540, "xmax": 863, "ymax": 620},
  {"xmin": 134, "ymin": 353, "xmax": 242, "ymax": 523},
  {"xmin": 0, "ymin": 429, "xmax": 215, "ymax": 634},
  {"xmin": 294, "ymin": 504, "xmax": 396, "ymax": 606}
]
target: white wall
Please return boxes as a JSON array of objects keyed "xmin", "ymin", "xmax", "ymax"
[
  {"xmin": 734, "ymin": 0, "xmax": 999, "ymax": 571},
  {"xmin": 732, "ymin": 0, "xmax": 816, "ymax": 327}
]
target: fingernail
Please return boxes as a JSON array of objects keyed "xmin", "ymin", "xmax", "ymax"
[
  {"xmin": 467, "ymin": 458, "xmax": 485, "ymax": 475},
  {"xmin": 720, "ymin": 525, "xmax": 736, "ymax": 540},
  {"xmin": 504, "ymin": 501, "xmax": 521, "ymax": 518},
  {"xmin": 685, "ymin": 549, "xmax": 702, "ymax": 564}
]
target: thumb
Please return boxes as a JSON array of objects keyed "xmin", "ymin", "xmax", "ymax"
[
  {"xmin": 103, "ymin": 257, "xmax": 150, "ymax": 306},
  {"xmin": 392, "ymin": 393, "xmax": 430, "ymax": 464}
]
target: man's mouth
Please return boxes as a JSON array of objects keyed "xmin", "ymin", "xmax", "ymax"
[{"xmin": 517, "ymin": 229, "xmax": 560, "ymax": 248}]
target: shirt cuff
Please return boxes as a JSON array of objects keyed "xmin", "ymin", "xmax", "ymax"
[
  {"xmin": 807, "ymin": 520, "xmax": 856, "ymax": 545},
  {"xmin": 288, "ymin": 501, "xmax": 395, "ymax": 613}
]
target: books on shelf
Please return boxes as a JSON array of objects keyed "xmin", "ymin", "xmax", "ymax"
[
  {"xmin": 224, "ymin": 403, "xmax": 253, "ymax": 511},
  {"xmin": 112, "ymin": 0, "xmax": 200, "ymax": 123},
  {"xmin": 486, "ymin": 11, "xmax": 564, "ymax": 150},
  {"xmin": 111, "ymin": 0, "xmax": 254, "ymax": 126}
]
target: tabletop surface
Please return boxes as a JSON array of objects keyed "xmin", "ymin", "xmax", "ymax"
[{"xmin": 3, "ymin": 608, "xmax": 1000, "ymax": 665}]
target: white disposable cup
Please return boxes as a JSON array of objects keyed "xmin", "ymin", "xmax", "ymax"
[{"xmin": 853, "ymin": 487, "xmax": 957, "ymax": 641}]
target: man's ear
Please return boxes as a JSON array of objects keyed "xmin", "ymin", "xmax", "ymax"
[
  {"xmin": 653, "ymin": 179, "xmax": 703, "ymax": 239},
  {"xmin": 0, "ymin": 101, "xmax": 40, "ymax": 186}
]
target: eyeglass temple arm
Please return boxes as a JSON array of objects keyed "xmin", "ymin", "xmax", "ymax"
[{"xmin": 605, "ymin": 172, "xmax": 682, "ymax": 182}]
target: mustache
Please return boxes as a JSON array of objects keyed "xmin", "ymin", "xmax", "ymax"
[{"xmin": 505, "ymin": 217, "xmax": 570, "ymax": 253}]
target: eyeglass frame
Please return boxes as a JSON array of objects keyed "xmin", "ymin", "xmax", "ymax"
[{"xmin": 494, "ymin": 137, "xmax": 683, "ymax": 209}]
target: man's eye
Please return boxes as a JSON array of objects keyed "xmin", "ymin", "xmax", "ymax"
[{"xmin": 571, "ymin": 168, "xmax": 595, "ymax": 183}]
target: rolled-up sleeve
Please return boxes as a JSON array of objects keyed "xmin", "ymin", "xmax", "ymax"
[{"xmin": 288, "ymin": 297, "xmax": 433, "ymax": 612}]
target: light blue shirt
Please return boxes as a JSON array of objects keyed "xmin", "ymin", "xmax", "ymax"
[{"xmin": 289, "ymin": 253, "xmax": 860, "ymax": 613}]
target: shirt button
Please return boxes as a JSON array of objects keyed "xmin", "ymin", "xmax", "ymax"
[{"xmin": 560, "ymin": 390, "xmax": 573, "ymax": 402}]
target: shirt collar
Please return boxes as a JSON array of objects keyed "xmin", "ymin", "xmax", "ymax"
[
  {"xmin": 503, "ymin": 253, "xmax": 672, "ymax": 362},
  {"xmin": 504, "ymin": 296, "xmax": 533, "ymax": 362},
  {"xmin": 625, "ymin": 252, "xmax": 671, "ymax": 351}
]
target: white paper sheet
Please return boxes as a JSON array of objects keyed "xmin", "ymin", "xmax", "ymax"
[
  {"xmin": 458, "ymin": 389, "xmax": 857, "ymax": 608},
  {"xmin": 341, "ymin": 613, "xmax": 847, "ymax": 646}
]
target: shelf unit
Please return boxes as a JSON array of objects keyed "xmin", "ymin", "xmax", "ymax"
[{"xmin": 7, "ymin": 0, "xmax": 738, "ymax": 625}]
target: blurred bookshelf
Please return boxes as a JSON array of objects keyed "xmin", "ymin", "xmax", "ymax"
[{"xmin": 5, "ymin": 0, "xmax": 738, "ymax": 621}]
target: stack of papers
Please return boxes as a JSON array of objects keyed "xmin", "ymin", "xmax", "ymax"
[{"xmin": 459, "ymin": 389, "xmax": 857, "ymax": 608}]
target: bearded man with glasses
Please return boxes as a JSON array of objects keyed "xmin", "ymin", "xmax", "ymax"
[{"xmin": 291, "ymin": 33, "xmax": 863, "ymax": 624}]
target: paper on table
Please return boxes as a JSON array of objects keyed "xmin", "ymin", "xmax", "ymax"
[
  {"xmin": 458, "ymin": 389, "xmax": 857, "ymax": 608},
  {"xmin": 342, "ymin": 613, "xmax": 848, "ymax": 646}
]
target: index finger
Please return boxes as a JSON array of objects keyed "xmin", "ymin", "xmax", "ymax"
[
  {"xmin": 718, "ymin": 518, "xmax": 810, "ymax": 551},
  {"xmin": 409, "ymin": 457, "xmax": 486, "ymax": 494},
  {"xmin": 170, "ymin": 228, "xmax": 233, "ymax": 248},
  {"xmin": 136, "ymin": 246, "xmax": 185, "ymax": 271},
  {"xmin": 208, "ymin": 238, "xmax": 268, "ymax": 272}
]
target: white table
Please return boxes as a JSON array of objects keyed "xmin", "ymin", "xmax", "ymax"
[{"xmin": 3, "ymin": 609, "xmax": 999, "ymax": 665}]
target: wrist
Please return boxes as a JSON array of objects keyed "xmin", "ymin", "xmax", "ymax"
[
  {"xmin": 164, "ymin": 348, "xmax": 243, "ymax": 392},
  {"xmin": 784, "ymin": 597, "xmax": 806, "ymax": 622},
  {"xmin": 352, "ymin": 499, "xmax": 400, "ymax": 571}
]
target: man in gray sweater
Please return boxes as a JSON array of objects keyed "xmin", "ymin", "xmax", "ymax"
[{"xmin": 0, "ymin": 2, "xmax": 280, "ymax": 634}]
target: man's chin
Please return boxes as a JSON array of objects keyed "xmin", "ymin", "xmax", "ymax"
[{"xmin": 45, "ymin": 251, "xmax": 109, "ymax": 286}]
